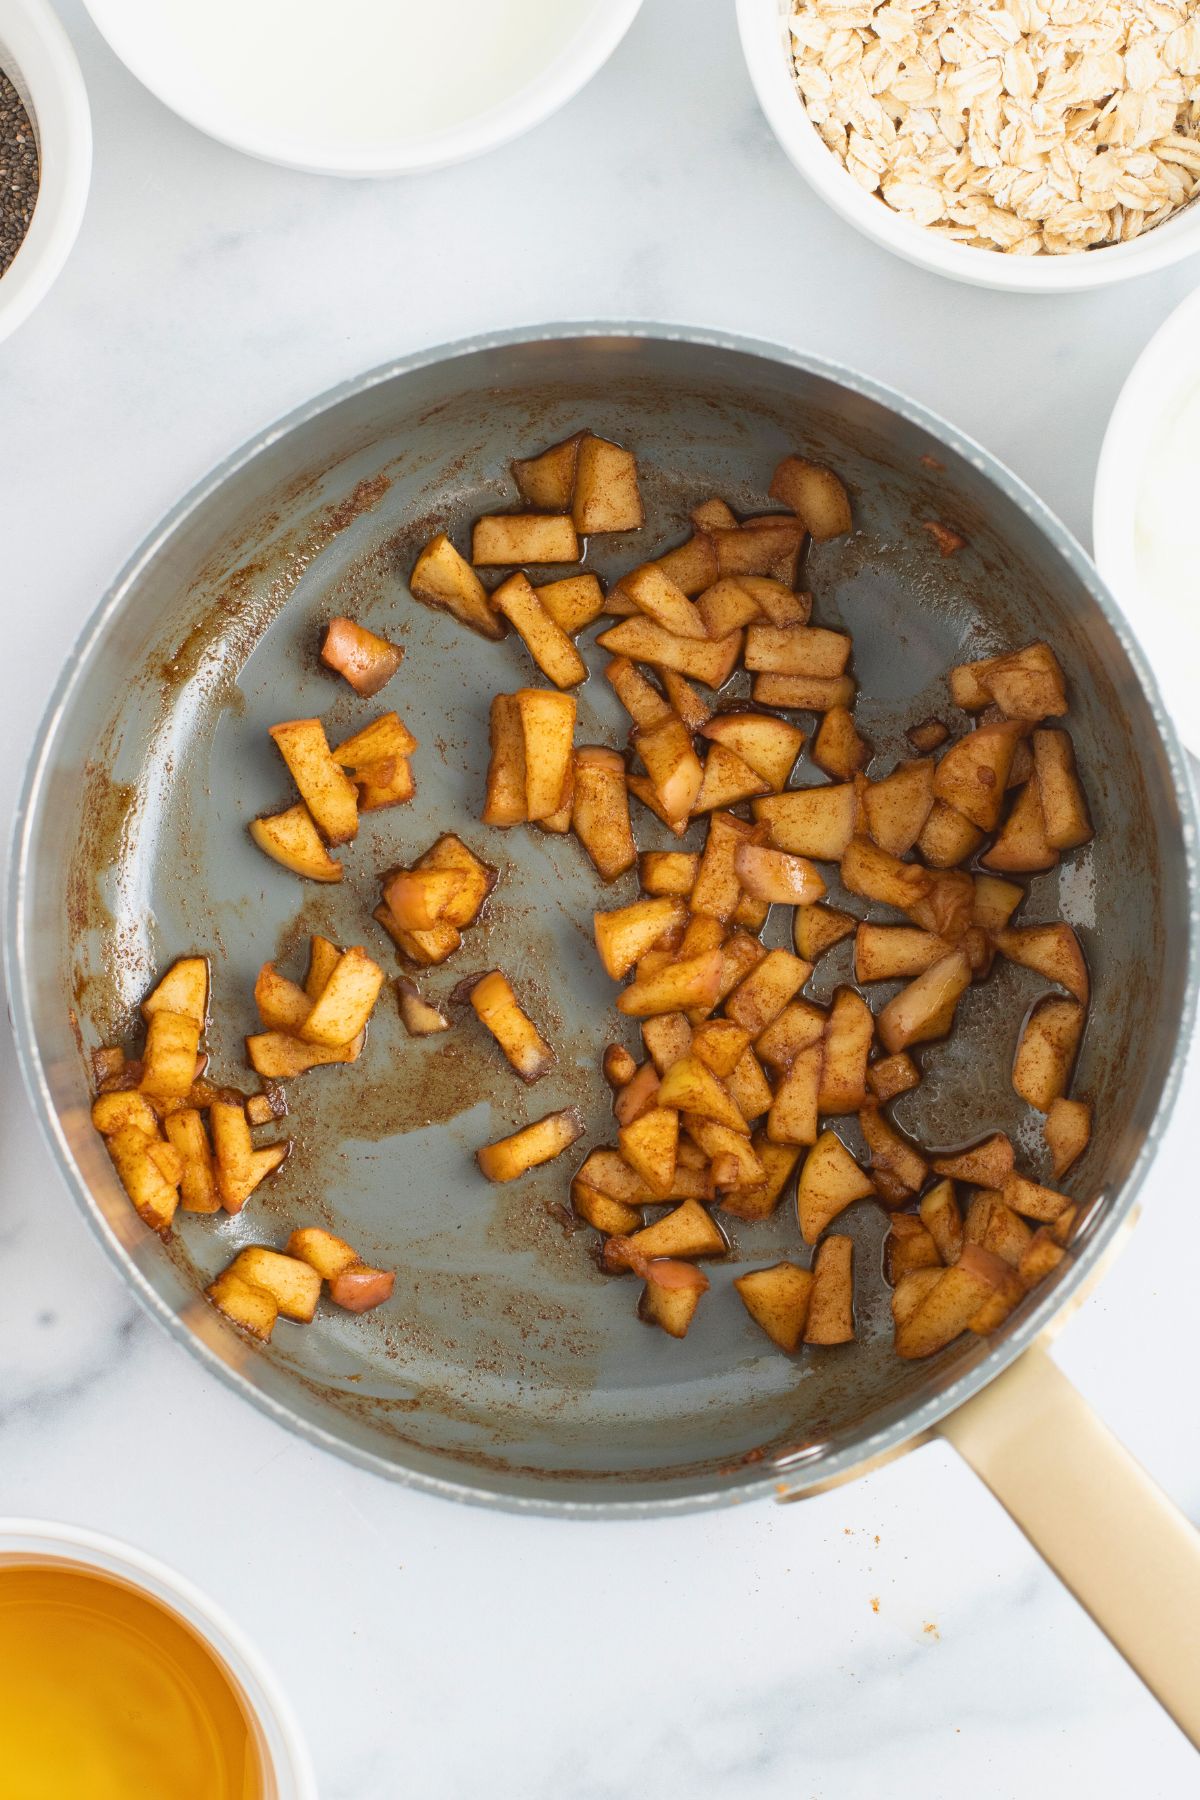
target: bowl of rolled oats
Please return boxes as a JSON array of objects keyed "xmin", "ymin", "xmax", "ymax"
[{"xmin": 737, "ymin": 0, "xmax": 1200, "ymax": 289}]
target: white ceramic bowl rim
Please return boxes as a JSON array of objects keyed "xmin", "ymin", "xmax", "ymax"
[
  {"xmin": 78, "ymin": 0, "xmax": 644, "ymax": 177},
  {"xmin": 0, "ymin": 0, "xmax": 92, "ymax": 342},
  {"xmin": 736, "ymin": 0, "xmax": 1200, "ymax": 293},
  {"xmin": 0, "ymin": 1517, "xmax": 318, "ymax": 1799}
]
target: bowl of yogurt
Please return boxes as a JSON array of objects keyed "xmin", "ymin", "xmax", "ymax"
[
  {"xmin": 1095, "ymin": 285, "xmax": 1200, "ymax": 757},
  {"xmin": 79, "ymin": 0, "xmax": 644, "ymax": 176}
]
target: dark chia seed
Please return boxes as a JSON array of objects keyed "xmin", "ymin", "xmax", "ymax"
[{"xmin": 1, "ymin": 68, "xmax": 39, "ymax": 278}]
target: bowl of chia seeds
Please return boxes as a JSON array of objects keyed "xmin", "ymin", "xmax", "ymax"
[{"xmin": 0, "ymin": 0, "xmax": 90, "ymax": 344}]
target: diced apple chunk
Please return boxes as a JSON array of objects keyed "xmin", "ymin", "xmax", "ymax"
[
  {"xmin": 573, "ymin": 436, "xmax": 643, "ymax": 533},
  {"xmin": 513, "ymin": 433, "xmax": 583, "ymax": 511},
  {"xmin": 797, "ymin": 1130, "xmax": 874, "ymax": 1242},
  {"xmin": 320, "ymin": 616, "xmax": 403, "ymax": 696},
  {"xmin": 207, "ymin": 1269, "xmax": 278, "ymax": 1341},
  {"xmin": 476, "ymin": 1109, "xmax": 584, "ymax": 1181},
  {"xmin": 411, "ymin": 533, "xmax": 506, "ymax": 639},
  {"xmin": 804, "ymin": 1237, "xmax": 855, "ymax": 1344},
  {"xmin": 812, "ymin": 706, "xmax": 870, "ymax": 781},
  {"xmin": 472, "ymin": 514, "xmax": 580, "ymax": 566},
  {"xmin": 490, "ymin": 571, "xmax": 587, "ymax": 689},
  {"xmin": 269, "ymin": 718, "xmax": 360, "ymax": 846},
  {"xmin": 640, "ymin": 1261, "xmax": 709, "ymax": 1337},
  {"xmin": 469, "ymin": 971, "xmax": 554, "ymax": 1083},
  {"xmin": 1012, "ymin": 996, "xmax": 1085, "ymax": 1111},
  {"xmin": 769, "ymin": 455, "xmax": 852, "ymax": 540},
  {"xmin": 1044, "ymin": 1095, "xmax": 1091, "ymax": 1177},
  {"xmin": 250, "ymin": 805, "xmax": 343, "ymax": 882},
  {"xmin": 735, "ymin": 1262, "xmax": 814, "ymax": 1351},
  {"xmin": 230, "ymin": 1247, "xmax": 322, "ymax": 1323}
]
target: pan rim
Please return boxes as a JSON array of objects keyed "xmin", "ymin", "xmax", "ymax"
[{"xmin": 8, "ymin": 320, "xmax": 1199, "ymax": 1517}]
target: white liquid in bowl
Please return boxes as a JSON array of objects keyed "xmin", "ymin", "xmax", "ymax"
[
  {"xmin": 92, "ymin": 0, "xmax": 598, "ymax": 155},
  {"xmin": 1132, "ymin": 374, "xmax": 1200, "ymax": 737}
]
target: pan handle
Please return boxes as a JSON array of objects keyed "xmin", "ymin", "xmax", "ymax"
[{"xmin": 939, "ymin": 1341, "xmax": 1200, "ymax": 1747}]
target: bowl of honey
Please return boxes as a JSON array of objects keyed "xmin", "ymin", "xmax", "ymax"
[{"xmin": 0, "ymin": 1519, "xmax": 316, "ymax": 1798}]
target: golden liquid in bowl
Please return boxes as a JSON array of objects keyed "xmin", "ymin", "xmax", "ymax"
[{"xmin": 0, "ymin": 1562, "xmax": 265, "ymax": 1799}]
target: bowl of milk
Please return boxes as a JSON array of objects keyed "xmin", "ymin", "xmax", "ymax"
[
  {"xmin": 79, "ymin": 0, "xmax": 644, "ymax": 175},
  {"xmin": 1095, "ymin": 285, "xmax": 1200, "ymax": 758}
]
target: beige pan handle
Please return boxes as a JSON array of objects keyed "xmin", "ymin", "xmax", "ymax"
[{"xmin": 940, "ymin": 1341, "xmax": 1200, "ymax": 1746}]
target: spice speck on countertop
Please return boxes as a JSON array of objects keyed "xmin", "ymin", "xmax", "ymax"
[{"xmin": 1, "ymin": 68, "xmax": 39, "ymax": 278}]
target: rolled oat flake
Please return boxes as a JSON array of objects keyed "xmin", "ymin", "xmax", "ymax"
[{"xmin": 1, "ymin": 68, "xmax": 39, "ymax": 278}]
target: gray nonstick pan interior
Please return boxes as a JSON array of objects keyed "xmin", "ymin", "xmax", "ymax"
[{"xmin": 12, "ymin": 328, "xmax": 1195, "ymax": 1512}]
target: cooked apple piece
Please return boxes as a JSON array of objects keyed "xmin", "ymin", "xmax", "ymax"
[
  {"xmin": 92, "ymin": 1044, "xmax": 128, "ymax": 1087},
  {"xmin": 638, "ymin": 851, "xmax": 699, "ymax": 897},
  {"xmin": 569, "ymin": 434, "xmax": 642, "ymax": 532},
  {"xmin": 840, "ymin": 840, "xmax": 930, "ymax": 915},
  {"xmin": 711, "ymin": 520, "xmax": 803, "ymax": 583},
  {"xmin": 145, "ymin": 1139, "xmax": 184, "ymax": 1187},
  {"xmin": 906, "ymin": 868, "xmax": 975, "ymax": 943},
  {"xmin": 209, "ymin": 1096, "xmax": 287, "ymax": 1211},
  {"xmin": 414, "ymin": 833, "xmax": 496, "ymax": 928},
  {"xmin": 1012, "ymin": 995, "xmax": 1085, "ymax": 1111},
  {"xmin": 919, "ymin": 1178, "xmax": 963, "ymax": 1263},
  {"xmin": 752, "ymin": 785, "xmax": 856, "ymax": 860},
  {"xmin": 796, "ymin": 1130, "xmax": 874, "ymax": 1242},
  {"xmin": 885, "ymin": 1215, "xmax": 942, "ymax": 1284},
  {"xmin": 602, "ymin": 1043, "xmax": 638, "ymax": 1089},
  {"xmin": 652, "ymin": 531, "xmax": 720, "ymax": 595},
  {"xmin": 319, "ymin": 615, "xmax": 403, "ymax": 697},
  {"xmin": 1032, "ymin": 729, "xmax": 1092, "ymax": 849},
  {"xmin": 207, "ymin": 1269, "xmax": 278, "ymax": 1340},
  {"xmin": 657, "ymin": 1054, "xmax": 747, "ymax": 1134},
  {"xmin": 660, "ymin": 670, "xmax": 711, "ymax": 737},
  {"xmin": 734, "ymin": 576, "xmax": 809, "ymax": 626},
  {"xmin": 859, "ymin": 1102, "xmax": 927, "ymax": 1204},
  {"xmin": 572, "ymin": 1178, "xmax": 642, "ymax": 1236},
  {"xmin": 607, "ymin": 1199, "xmax": 726, "ymax": 1266},
  {"xmin": 141, "ymin": 956, "xmax": 208, "ymax": 1028},
  {"xmin": 482, "ymin": 694, "xmax": 527, "ymax": 826},
  {"xmin": 794, "ymin": 905, "xmax": 856, "ymax": 964},
  {"xmin": 752, "ymin": 672, "xmax": 857, "ymax": 710},
  {"xmin": 410, "ymin": 533, "xmax": 506, "ymax": 639},
  {"xmin": 253, "ymin": 963, "xmax": 311, "ymax": 1033},
  {"xmin": 696, "ymin": 577, "xmax": 763, "ymax": 637},
  {"xmin": 1018, "ymin": 1228, "xmax": 1069, "ymax": 1292},
  {"xmin": 978, "ymin": 641, "xmax": 1068, "ymax": 720},
  {"xmin": 681, "ymin": 1116, "xmax": 763, "ymax": 1186},
  {"xmin": 931, "ymin": 1133, "xmax": 1014, "ymax": 1187},
  {"xmin": 1002, "ymin": 1171, "xmax": 1072, "ymax": 1223},
  {"xmin": 105, "ymin": 1124, "xmax": 180, "ymax": 1230},
  {"xmin": 268, "ymin": 719, "xmax": 360, "ymax": 846},
  {"xmin": 1044, "ymin": 1095, "xmax": 1091, "ymax": 1178},
  {"xmin": 91, "ymin": 1090, "xmax": 160, "ymax": 1137},
  {"xmin": 324, "ymin": 1264, "xmax": 394, "ymax": 1312},
  {"xmin": 632, "ymin": 716, "xmax": 704, "ymax": 824},
  {"xmin": 245, "ymin": 1089, "xmax": 287, "ymax": 1127},
  {"xmin": 246, "ymin": 1029, "xmax": 364, "ymax": 1079},
  {"xmin": 641, "ymin": 1012, "xmax": 694, "ymax": 1075},
  {"xmin": 352, "ymin": 757, "xmax": 414, "ymax": 811},
  {"xmin": 731, "ymin": 843, "xmax": 824, "ymax": 908},
  {"xmin": 383, "ymin": 868, "xmax": 468, "ymax": 933},
  {"xmin": 678, "ymin": 912, "xmax": 724, "ymax": 962},
  {"xmin": 716, "ymin": 1137, "xmax": 799, "ymax": 1221},
  {"xmin": 867, "ymin": 1051, "xmax": 920, "ymax": 1103},
  {"xmin": 692, "ymin": 744, "xmax": 770, "ymax": 814},
  {"xmin": 625, "ymin": 775, "xmax": 687, "ymax": 839},
  {"xmin": 139, "ymin": 1010, "xmax": 202, "ymax": 1100},
  {"xmin": 878, "ymin": 950, "xmax": 971, "ymax": 1055},
  {"xmin": 735, "ymin": 1262, "xmax": 814, "ymax": 1352},
  {"xmin": 638, "ymin": 1259, "xmax": 710, "ymax": 1337},
  {"xmin": 817, "ymin": 988, "xmax": 873, "ymax": 1114},
  {"xmin": 373, "ymin": 902, "xmax": 462, "ymax": 967},
  {"xmin": 594, "ymin": 897, "xmax": 687, "ymax": 981},
  {"xmin": 575, "ymin": 1149, "xmax": 652, "ymax": 1204},
  {"xmin": 476, "ymin": 1108, "xmax": 584, "ymax": 1182},
  {"xmin": 162, "ymin": 1108, "xmax": 219, "ymax": 1213},
  {"xmin": 331, "ymin": 712, "xmax": 419, "ymax": 795},
  {"xmin": 690, "ymin": 1018, "xmax": 752, "ymax": 1078},
  {"xmin": 613, "ymin": 1060, "xmax": 660, "ymax": 1125},
  {"xmin": 1007, "ymin": 736, "xmax": 1035, "ymax": 787},
  {"xmin": 972, "ymin": 873, "xmax": 1024, "ymax": 932},
  {"xmin": 707, "ymin": 931, "xmax": 766, "ymax": 1009},
  {"xmin": 489, "ymin": 571, "xmax": 588, "ymax": 688},
  {"xmin": 981, "ymin": 780, "xmax": 1058, "ymax": 873},
  {"xmin": 618, "ymin": 1106, "xmax": 679, "ymax": 1199},
  {"xmin": 932, "ymin": 721, "xmax": 1024, "ymax": 832},
  {"xmin": 699, "ymin": 713, "xmax": 805, "ymax": 791},
  {"xmin": 396, "ymin": 978, "xmax": 451, "ymax": 1037},
  {"xmin": 597, "ymin": 617, "xmax": 743, "ymax": 687},
  {"xmin": 727, "ymin": 1048, "xmax": 773, "ymax": 1122},
  {"xmin": 512, "ymin": 688, "xmax": 576, "ymax": 822},
  {"xmin": 463, "ymin": 970, "xmax": 551, "ymax": 1083},
  {"xmin": 686, "ymin": 811, "xmax": 752, "ymax": 923},
  {"xmin": 964, "ymin": 1191, "xmax": 1033, "ymax": 1267},
  {"xmin": 916, "ymin": 800, "xmax": 984, "ymax": 869},
  {"xmin": 745, "ymin": 624, "xmax": 851, "ymax": 679},
  {"xmin": 731, "ymin": 891, "xmax": 771, "ymax": 929},
  {"xmin": 513, "ymin": 432, "xmax": 583, "ymax": 510},
  {"xmin": 619, "ymin": 563, "xmax": 708, "ymax": 639},
  {"xmin": 994, "ymin": 923, "xmax": 1088, "ymax": 1004},
  {"xmin": 862, "ymin": 760, "xmax": 935, "ymax": 856},
  {"xmin": 803, "ymin": 1237, "xmax": 855, "ymax": 1344},
  {"xmin": 279, "ymin": 1228, "xmax": 358, "ymax": 1283},
  {"xmin": 892, "ymin": 1266, "xmax": 944, "ymax": 1329},
  {"xmin": 769, "ymin": 454, "xmax": 852, "ymax": 540},
  {"xmin": 691, "ymin": 497, "xmax": 739, "ymax": 531},
  {"xmin": 229, "ymin": 1247, "xmax": 322, "ymax": 1324},
  {"xmin": 529, "ymin": 573, "xmax": 603, "ymax": 637},
  {"xmin": 968, "ymin": 1261, "xmax": 1026, "ymax": 1333},
  {"xmin": 948, "ymin": 659, "xmax": 994, "ymax": 711},
  {"xmin": 854, "ymin": 925, "xmax": 948, "ymax": 984},
  {"xmin": 811, "ymin": 705, "xmax": 870, "ymax": 781},
  {"xmin": 761, "ymin": 1042, "xmax": 819, "ymax": 1147},
  {"xmin": 907, "ymin": 717, "xmax": 949, "ymax": 754},
  {"xmin": 894, "ymin": 1243, "xmax": 1011, "ymax": 1358},
  {"xmin": 722, "ymin": 949, "xmax": 809, "ymax": 1037},
  {"xmin": 471, "ymin": 513, "xmax": 580, "ymax": 566},
  {"xmin": 250, "ymin": 804, "xmax": 343, "ymax": 882},
  {"xmin": 755, "ymin": 998, "xmax": 826, "ymax": 1070},
  {"xmin": 299, "ymin": 947, "xmax": 384, "ymax": 1047}
]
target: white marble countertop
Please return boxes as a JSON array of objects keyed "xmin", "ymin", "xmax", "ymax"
[{"xmin": 2, "ymin": 2, "xmax": 1198, "ymax": 1793}]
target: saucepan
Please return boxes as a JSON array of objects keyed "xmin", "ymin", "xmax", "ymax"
[{"xmin": 8, "ymin": 327, "xmax": 1200, "ymax": 1741}]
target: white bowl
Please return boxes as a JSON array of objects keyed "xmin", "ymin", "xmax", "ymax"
[
  {"xmin": 1094, "ymin": 285, "xmax": 1200, "ymax": 754},
  {"xmin": 0, "ymin": 1518, "xmax": 318, "ymax": 1798},
  {"xmin": 0, "ymin": 0, "xmax": 91, "ymax": 342},
  {"xmin": 737, "ymin": 0, "xmax": 1200, "ymax": 294},
  {"xmin": 79, "ymin": 0, "xmax": 644, "ymax": 178}
]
